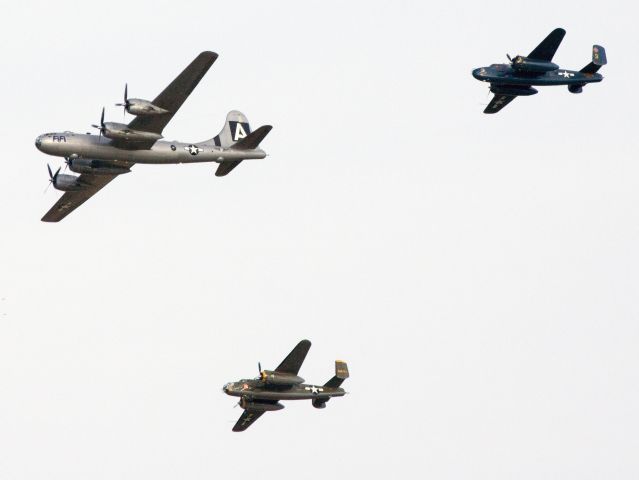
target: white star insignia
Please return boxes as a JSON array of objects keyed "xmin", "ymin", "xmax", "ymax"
[
  {"xmin": 185, "ymin": 145, "xmax": 202, "ymax": 155},
  {"xmin": 305, "ymin": 385, "xmax": 323, "ymax": 394},
  {"xmin": 559, "ymin": 71, "xmax": 574, "ymax": 78}
]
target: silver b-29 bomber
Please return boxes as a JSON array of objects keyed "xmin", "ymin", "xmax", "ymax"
[{"xmin": 36, "ymin": 51, "xmax": 272, "ymax": 222}]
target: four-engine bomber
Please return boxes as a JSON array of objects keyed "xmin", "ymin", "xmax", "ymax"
[{"xmin": 35, "ymin": 51, "xmax": 272, "ymax": 222}]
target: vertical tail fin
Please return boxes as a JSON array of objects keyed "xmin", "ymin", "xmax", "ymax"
[
  {"xmin": 580, "ymin": 45, "xmax": 607, "ymax": 74},
  {"xmin": 324, "ymin": 360, "xmax": 349, "ymax": 389},
  {"xmin": 208, "ymin": 110, "xmax": 252, "ymax": 148},
  {"xmin": 210, "ymin": 111, "xmax": 272, "ymax": 177}
]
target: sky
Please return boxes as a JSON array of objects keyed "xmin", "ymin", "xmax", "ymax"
[{"xmin": 1, "ymin": 0, "xmax": 638, "ymax": 479}]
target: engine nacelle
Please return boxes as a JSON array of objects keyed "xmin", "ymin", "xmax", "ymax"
[
  {"xmin": 490, "ymin": 85, "xmax": 538, "ymax": 97},
  {"xmin": 102, "ymin": 122, "xmax": 163, "ymax": 142},
  {"xmin": 239, "ymin": 398, "xmax": 284, "ymax": 412},
  {"xmin": 68, "ymin": 158, "xmax": 131, "ymax": 175},
  {"xmin": 260, "ymin": 370, "xmax": 305, "ymax": 385},
  {"xmin": 53, "ymin": 174, "xmax": 87, "ymax": 192},
  {"xmin": 126, "ymin": 99, "xmax": 169, "ymax": 116},
  {"xmin": 568, "ymin": 84, "xmax": 584, "ymax": 94},
  {"xmin": 511, "ymin": 56, "xmax": 559, "ymax": 74},
  {"xmin": 312, "ymin": 398, "xmax": 327, "ymax": 409}
]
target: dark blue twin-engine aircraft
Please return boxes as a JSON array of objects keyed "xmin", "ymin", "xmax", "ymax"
[{"xmin": 473, "ymin": 28, "xmax": 607, "ymax": 114}]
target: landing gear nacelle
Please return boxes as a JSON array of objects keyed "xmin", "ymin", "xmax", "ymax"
[
  {"xmin": 511, "ymin": 56, "xmax": 559, "ymax": 74},
  {"xmin": 259, "ymin": 370, "xmax": 305, "ymax": 385}
]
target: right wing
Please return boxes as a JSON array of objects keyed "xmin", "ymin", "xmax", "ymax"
[
  {"xmin": 232, "ymin": 410, "xmax": 266, "ymax": 432},
  {"xmin": 41, "ymin": 173, "xmax": 121, "ymax": 222},
  {"xmin": 275, "ymin": 339, "xmax": 312, "ymax": 375},
  {"xmin": 126, "ymin": 51, "xmax": 218, "ymax": 148},
  {"xmin": 528, "ymin": 28, "xmax": 566, "ymax": 62},
  {"xmin": 484, "ymin": 94, "xmax": 517, "ymax": 114}
]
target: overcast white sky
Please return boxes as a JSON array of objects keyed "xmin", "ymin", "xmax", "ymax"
[{"xmin": 1, "ymin": 1, "xmax": 638, "ymax": 479}]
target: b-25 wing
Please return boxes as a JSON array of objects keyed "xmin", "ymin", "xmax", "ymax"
[
  {"xmin": 232, "ymin": 409, "xmax": 266, "ymax": 432},
  {"xmin": 275, "ymin": 339, "xmax": 311, "ymax": 375}
]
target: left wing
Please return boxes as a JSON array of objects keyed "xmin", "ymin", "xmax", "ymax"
[
  {"xmin": 126, "ymin": 51, "xmax": 218, "ymax": 148},
  {"xmin": 275, "ymin": 339, "xmax": 311, "ymax": 376},
  {"xmin": 528, "ymin": 28, "xmax": 566, "ymax": 62},
  {"xmin": 484, "ymin": 94, "xmax": 517, "ymax": 114},
  {"xmin": 232, "ymin": 410, "xmax": 266, "ymax": 432},
  {"xmin": 41, "ymin": 173, "xmax": 121, "ymax": 222}
]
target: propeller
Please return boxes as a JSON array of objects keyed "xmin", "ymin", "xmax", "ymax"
[
  {"xmin": 115, "ymin": 83, "xmax": 129, "ymax": 118},
  {"xmin": 258, "ymin": 362, "xmax": 262, "ymax": 374},
  {"xmin": 91, "ymin": 107, "xmax": 106, "ymax": 143},
  {"xmin": 507, "ymin": 53, "xmax": 513, "ymax": 63},
  {"xmin": 45, "ymin": 164, "xmax": 61, "ymax": 193}
]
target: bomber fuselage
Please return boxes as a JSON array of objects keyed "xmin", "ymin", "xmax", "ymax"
[
  {"xmin": 223, "ymin": 379, "xmax": 346, "ymax": 401},
  {"xmin": 34, "ymin": 131, "xmax": 266, "ymax": 165},
  {"xmin": 472, "ymin": 63, "xmax": 603, "ymax": 87}
]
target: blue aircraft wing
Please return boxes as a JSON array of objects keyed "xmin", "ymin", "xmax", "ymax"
[
  {"xmin": 484, "ymin": 94, "xmax": 517, "ymax": 114},
  {"xmin": 528, "ymin": 28, "xmax": 566, "ymax": 62}
]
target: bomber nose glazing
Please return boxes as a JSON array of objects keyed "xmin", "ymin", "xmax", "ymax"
[{"xmin": 35, "ymin": 135, "xmax": 43, "ymax": 150}]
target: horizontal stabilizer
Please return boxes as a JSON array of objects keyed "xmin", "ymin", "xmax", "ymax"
[
  {"xmin": 232, "ymin": 125, "xmax": 273, "ymax": 150},
  {"xmin": 215, "ymin": 160, "xmax": 242, "ymax": 177}
]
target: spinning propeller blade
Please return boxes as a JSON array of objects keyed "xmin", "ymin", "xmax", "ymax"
[
  {"xmin": 91, "ymin": 107, "xmax": 105, "ymax": 143},
  {"xmin": 45, "ymin": 164, "xmax": 61, "ymax": 193},
  {"xmin": 115, "ymin": 83, "xmax": 129, "ymax": 118}
]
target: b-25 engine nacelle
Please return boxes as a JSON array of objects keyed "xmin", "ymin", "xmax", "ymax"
[
  {"xmin": 260, "ymin": 370, "xmax": 305, "ymax": 385},
  {"xmin": 511, "ymin": 56, "xmax": 559, "ymax": 74},
  {"xmin": 239, "ymin": 398, "xmax": 285, "ymax": 412}
]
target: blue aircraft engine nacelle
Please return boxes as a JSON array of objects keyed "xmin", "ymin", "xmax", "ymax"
[
  {"xmin": 511, "ymin": 56, "xmax": 559, "ymax": 74},
  {"xmin": 490, "ymin": 85, "xmax": 538, "ymax": 96}
]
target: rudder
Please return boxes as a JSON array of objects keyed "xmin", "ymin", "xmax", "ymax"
[
  {"xmin": 209, "ymin": 110, "xmax": 252, "ymax": 148},
  {"xmin": 324, "ymin": 360, "xmax": 349, "ymax": 389}
]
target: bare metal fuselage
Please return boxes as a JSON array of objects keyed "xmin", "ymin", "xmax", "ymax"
[{"xmin": 35, "ymin": 131, "xmax": 266, "ymax": 165}]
